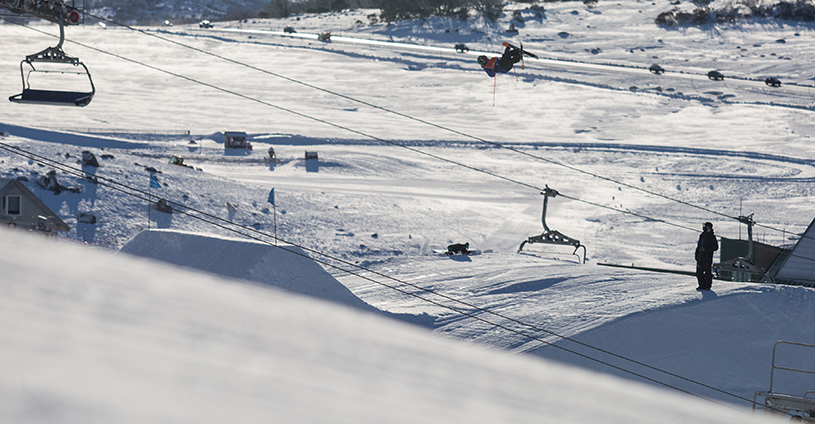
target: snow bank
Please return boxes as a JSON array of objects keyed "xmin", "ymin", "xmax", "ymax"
[
  {"xmin": 0, "ymin": 229, "xmax": 768, "ymax": 423},
  {"xmin": 118, "ymin": 229, "xmax": 378, "ymax": 313}
]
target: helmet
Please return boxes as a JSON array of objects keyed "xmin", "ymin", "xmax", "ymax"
[
  {"xmin": 477, "ymin": 55, "xmax": 488, "ymax": 67},
  {"xmin": 703, "ymin": 222, "xmax": 713, "ymax": 232}
]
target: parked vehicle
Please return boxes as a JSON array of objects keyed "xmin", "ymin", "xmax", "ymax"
[
  {"xmin": 765, "ymin": 77, "xmax": 781, "ymax": 87},
  {"xmin": 707, "ymin": 70, "xmax": 724, "ymax": 81},
  {"xmin": 454, "ymin": 43, "xmax": 470, "ymax": 53},
  {"xmin": 199, "ymin": 20, "xmax": 213, "ymax": 28},
  {"xmin": 648, "ymin": 64, "xmax": 664, "ymax": 74}
]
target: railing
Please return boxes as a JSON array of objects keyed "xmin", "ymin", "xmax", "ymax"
[
  {"xmin": 753, "ymin": 341, "xmax": 815, "ymax": 421},
  {"xmin": 50, "ymin": 127, "xmax": 191, "ymax": 135},
  {"xmin": 768, "ymin": 341, "xmax": 815, "ymax": 393}
]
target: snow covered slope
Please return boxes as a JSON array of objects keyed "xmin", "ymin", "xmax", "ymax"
[
  {"xmin": 118, "ymin": 229, "xmax": 379, "ymax": 312},
  {"xmin": 0, "ymin": 229, "xmax": 769, "ymax": 423},
  {"xmin": 3, "ymin": 0, "xmax": 815, "ymax": 419}
]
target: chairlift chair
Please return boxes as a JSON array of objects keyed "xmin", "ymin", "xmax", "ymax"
[
  {"xmin": 753, "ymin": 341, "xmax": 815, "ymax": 421},
  {"xmin": 518, "ymin": 186, "xmax": 587, "ymax": 263},
  {"xmin": 8, "ymin": 10, "xmax": 95, "ymax": 107}
]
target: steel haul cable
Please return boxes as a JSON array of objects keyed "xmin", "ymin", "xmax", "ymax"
[
  {"xmin": 0, "ymin": 140, "xmax": 784, "ymax": 416},
  {"xmin": 43, "ymin": 12, "xmax": 815, "ymax": 244},
  {"xmin": 1, "ymin": 21, "xmax": 813, "ymax": 411},
  {"xmin": 0, "ymin": 17, "xmax": 697, "ymax": 233},
  {"xmin": 0, "ymin": 19, "xmax": 803, "ymax": 416}
]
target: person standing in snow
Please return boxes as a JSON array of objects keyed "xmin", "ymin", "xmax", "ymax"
[
  {"xmin": 695, "ymin": 222, "xmax": 718, "ymax": 290},
  {"xmin": 477, "ymin": 43, "xmax": 522, "ymax": 77}
]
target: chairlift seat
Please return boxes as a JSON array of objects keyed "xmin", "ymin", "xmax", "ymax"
[
  {"xmin": 9, "ymin": 88, "xmax": 93, "ymax": 107},
  {"xmin": 756, "ymin": 391, "xmax": 815, "ymax": 414}
]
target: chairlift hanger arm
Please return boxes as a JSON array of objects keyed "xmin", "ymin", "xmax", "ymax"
[{"xmin": 0, "ymin": 0, "xmax": 80, "ymax": 25}]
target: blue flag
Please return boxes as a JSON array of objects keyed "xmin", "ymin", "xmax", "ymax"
[
  {"xmin": 149, "ymin": 174, "xmax": 162, "ymax": 189},
  {"xmin": 267, "ymin": 188, "xmax": 275, "ymax": 206}
]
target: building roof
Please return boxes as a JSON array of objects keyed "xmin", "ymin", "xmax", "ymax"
[
  {"xmin": 768, "ymin": 217, "xmax": 815, "ymax": 286},
  {"xmin": 0, "ymin": 178, "xmax": 70, "ymax": 231}
]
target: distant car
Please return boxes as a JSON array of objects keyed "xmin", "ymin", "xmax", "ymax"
[
  {"xmin": 707, "ymin": 70, "xmax": 724, "ymax": 81},
  {"xmin": 318, "ymin": 31, "xmax": 331, "ymax": 41},
  {"xmin": 284, "ymin": 26, "xmax": 296, "ymax": 34},
  {"xmin": 649, "ymin": 64, "xmax": 664, "ymax": 74},
  {"xmin": 199, "ymin": 20, "xmax": 213, "ymax": 28},
  {"xmin": 454, "ymin": 43, "xmax": 470, "ymax": 53},
  {"xmin": 765, "ymin": 77, "xmax": 782, "ymax": 87},
  {"xmin": 163, "ymin": 20, "xmax": 173, "ymax": 27}
]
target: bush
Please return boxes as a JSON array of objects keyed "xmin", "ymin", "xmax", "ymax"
[
  {"xmin": 656, "ymin": 0, "xmax": 815, "ymax": 25},
  {"xmin": 771, "ymin": 0, "xmax": 815, "ymax": 20},
  {"xmin": 374, "ymin": 0, "xmax": 503, "ymax": 22},
  {"xmin": 473, "ymin": 0, "xmax": 504, "ymax": 21},
  {"xmin": 655, "ymin": 11, "xmax": 678, "ymax": 25}
]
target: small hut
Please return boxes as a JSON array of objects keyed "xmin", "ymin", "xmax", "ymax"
[{"xmin": 224, "ymin": 131, "xmax": 252, "ymax": 149}]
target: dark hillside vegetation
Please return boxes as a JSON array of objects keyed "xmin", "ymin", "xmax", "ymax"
[
  {"xmin": 656, "ymin": 0, "xmax": 815, "ymax": 26},
  {"xmin": 84, "ymin": 0, "xmax": 520, "ymax": 23}
]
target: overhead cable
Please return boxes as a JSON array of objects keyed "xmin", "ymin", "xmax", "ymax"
[{"xmin": 0, "ymin": 140, "xmax": 778, "ymax": 415}]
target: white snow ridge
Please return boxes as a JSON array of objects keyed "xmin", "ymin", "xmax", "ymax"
[{"xmin": 0, "ymin": 229, "xmax": 757, "ymax": 423}]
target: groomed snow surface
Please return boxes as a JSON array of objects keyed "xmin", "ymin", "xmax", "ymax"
[
  {"xmin": 1, "ymin": 230, "xmax": 768, "ymax": 424},
  {"xmin": 3, "ymin": 1, "xmax": 815, "ymax": 422}
]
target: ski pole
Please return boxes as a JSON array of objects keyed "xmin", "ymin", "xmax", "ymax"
[{"xmin": 493, "ymin": 75, "xmax": 497, "ymax": 106}]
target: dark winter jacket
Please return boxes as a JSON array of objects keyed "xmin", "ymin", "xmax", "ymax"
[
  {"xmin": 695, "ymin": 231, "xmax": 718, "ymax": 264},
  {"xmin": 481, "ymin": 57, "xmax": 507, "ymax": 77}
]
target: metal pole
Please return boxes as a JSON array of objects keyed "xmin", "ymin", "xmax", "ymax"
[
  {"xmin": 273, "ymin": 203, "xmax": 277, "ymax": 246},
  {"xmin": 147, "ymin": 184, "xmax": 151, "ymax": 230},
  {"xmin": 541, "ymin": 193, "xmax": 551, "ymax": 233}
]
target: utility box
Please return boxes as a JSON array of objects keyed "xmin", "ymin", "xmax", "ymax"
[
  {"xmin": 224, "ymin": 131, "xmax": 251, "ymax": 149},
  {"xmin": 305, "ymin": 151, "xmax": 318, "ymax": 173}
]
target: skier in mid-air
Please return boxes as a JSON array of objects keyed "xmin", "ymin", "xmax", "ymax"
[{"xmin": 477, "ymin": 42, "xmax": 523, "ymax": 77}]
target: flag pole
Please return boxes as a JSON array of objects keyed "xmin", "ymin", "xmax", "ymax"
[
  {"xmin": 147, "ymin": 184, "xmax": 151, "ymax": 230},
  {"xmin": 268, "ymin": 187, "xmax": 277, "ymax": 246}
]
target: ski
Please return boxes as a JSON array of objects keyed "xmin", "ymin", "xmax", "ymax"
[{"xmin": 505, "ymin": 42, "xmax": 539, "ymax": 59}]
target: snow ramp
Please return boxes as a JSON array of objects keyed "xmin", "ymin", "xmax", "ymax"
[{"xmin": 119, "ymin": 229, "xmax": 378, "ymax": 313}]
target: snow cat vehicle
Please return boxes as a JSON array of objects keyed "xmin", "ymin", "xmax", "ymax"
[{"xmin": 169, "ymin": 155, "xmax": 193, "ymax": 168}]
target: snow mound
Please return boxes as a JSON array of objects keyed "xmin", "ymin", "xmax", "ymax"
[{"xmin": 119, "ymin": 229, "xmax": 378, "ymax": 313}]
